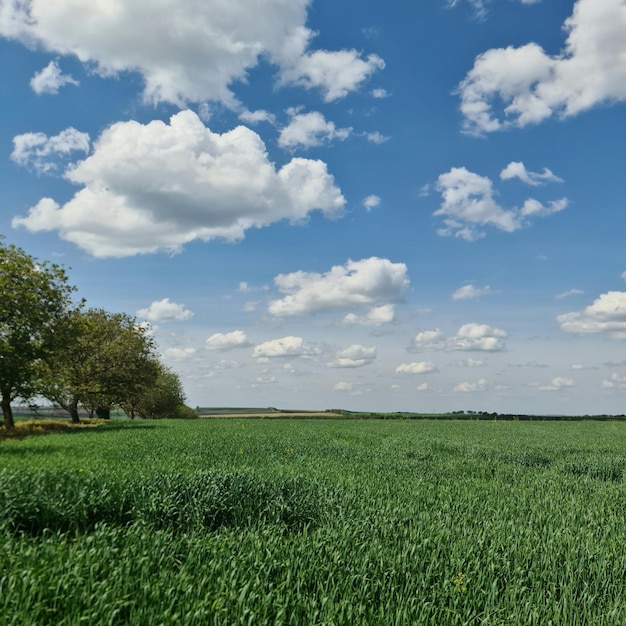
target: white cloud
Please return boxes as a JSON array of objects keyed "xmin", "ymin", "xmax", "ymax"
[
  {"xmin": 453, "ymin": 378, "xmax": 490, "ymax": 393},
  {"xmin": 371, "ymin": 88, "xmax": 389, "ymax": 98},
  {"xmin": 520, "ymin": 198, "xmax": 568, "ymax": 218},
  {"xmin": 278, "ymin": 111, "xmax": 351, "ymax": 150},
  {"xmin": 416, "ymin": 383, "xmax": 429, "ymax": 391},
  {"xmin": 363, "ymin": 131, "xmax": 390, "ymax": 144},
  {"xmin": 206, "ymin": 331, "xmax": 249, "ymax": 351},
  {"xmin": 252, "ymin": 336, "xmax": 317, "ymax": 359},
  {"xmin": 622, "ymin": 271, "xmax": 626, "ymax": 282},
  {"xmin": 334, "ymin": 381, "xmax": 353, "ymax": 391},
  {"xmin": 449, "ymin": 0, "xmax": 489, "ymax": 18},
  {"xmin": 197, "ymin": 103, "xmax": 213, "ymax": 122},
  {"xmin": 13, "ymin": 111, "xmax": 344, "ymax": 258},
  {"xmin": 571, "ymin": 363, "xmax": 599, "ymax": 371},
  {"xmin": 269, "ymin": 257, "xmax": 409, "ymax": 316},
  {"xmin": 458, "ymin": 0, "xmax": 626, "ymax": 133},
  {"xmin": 409, "ymin": 323, "xmax": 507, "ymax": 352},
  {"xmin": 329, "ymin": 345, "xmax": 377, "ymax": 368},
  {"xmin": 452, "ymin": 284, "xmax": 491, "ymax": 300},
  {"xmin": 500, "ymin": 162, "xmax": 563, "ymax": 186},
  {"xmin": 450, "ymin": 0, "xmax": 541, "ymax": 19},
  {"xmin": 396, "ymin": 361, "xmax": 438, "ymax": 375},
  {"xmin": 11, "ymin": 128, "xmax": 90, "ymax": 174},
  {"xmin": 434, "ymin": 166, "xmax": 567, "ymax": 240},
  {"xmin": 449, "ymin": 358, "xmax": 487, "ymax": 367},
  {"xmin": 137, "ymin": 298, "xmax": 194, "ymax": 323},
  {"xmin": 556, "ymin": 288, "xmax": 584, "ymax": 300},
  {"xmin": 408, "ymin": 329, "xmax": 447, "ymax": 352},
  {"xmin": 1, "ymin": 1, "xmax": 383, "ymax": 107},
  {"xmin": 237, "ymin": 282, "xmax": 268, "ymax": 293},
  {"xmin": 342, "ymin": 304, "xmax": 396, "ymax": 326},
  {"xmin": 163, "ymin": 347, "xmax": 197, "ymax": 360},
  {"xmin": 453, "ymin": 323, "xmax": 507, "ymax": 351},
  {"xmin": 333, "ymin": 381, "xmax": 370, "ymax": 395},
  {"xmin": 278, "ymin": 31, "xmax": 385, "ymax": 102},
  {"xmin": 601, "ymin": 373, "xmax": 626, "ymax": 389},
  {"xmin": 363, "ymin": 195, "xmax": 381, "ymax": 211},
  {"xmin": 30, "ymin": 60, "xmax": 78, "ymax": 95},
  {"xmin": 557, "ymin": 292, "xmax": 626, "ymax": 337},
  {"xmin": 238, "ymin": 109, "xmax": 276, "ymax": 125},
  {"xmin": 538, "ymin": 377, "xmax": 574, "ymax": 391}
]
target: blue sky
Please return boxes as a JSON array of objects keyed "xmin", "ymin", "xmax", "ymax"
[{"xmin": 2, "ymin": 0, "xmax": 626, "ymax": 414}]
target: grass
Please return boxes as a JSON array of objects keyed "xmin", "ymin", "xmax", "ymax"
[
  {"xmin": 0, "ymin": 418, "xmax": 107, "ymax": 441},
  {"xmin": 1, "ymin": 419, "xmax": 626, "ymax": 624}
]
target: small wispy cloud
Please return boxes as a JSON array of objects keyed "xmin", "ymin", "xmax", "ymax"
[
  {"xmin": 30, "ymin": 60, "xmax": 79, "ymax": 95},
  {"xmin": 452, "ymin": 284, "xmax": 491, "ymax": 300},
  {"xmin": 362, "ymin": 195, "xmax": 381, "ymax": 211},
  {"xmin": 555, "ymin": 289, "xmax": 584, "ymax": 300}
]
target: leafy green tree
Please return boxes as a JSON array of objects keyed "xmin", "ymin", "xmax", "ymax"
[
  {"xmin": 172, "ymin": 404, "xmax": 198, "ymax": 419},
  {"xmin": 122, "ymin": 363, "xmax": 186, "ymax": 419},
  {"xmin": 42, "ymin": 309, "xmax": 158, "ymax": 421},
  {"xmin": 37, "ymin": 310, "xmax": 87, "ymax": 424},
  {"xmin": 81, "ymin": 310, "xmax": 158, "ymax": 419},
  {"xmin": 0, "ymin": 241, "xmax": 76, "ymax": 429}
]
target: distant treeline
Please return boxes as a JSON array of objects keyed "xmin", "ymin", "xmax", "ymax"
[{"xmin": 332, "ymin": 410, "xmax": 626, "ymax": 421}]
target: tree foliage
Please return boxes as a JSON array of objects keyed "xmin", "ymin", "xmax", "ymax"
[
  {"xmin": 122, "ymin": 364, "xmax": 187, "ymax": 419},
  {"xmin": 42, "ymin": 309, "xmax": 159, "ymax": 421},
  {"xmin": 0, "ymin": 241, "xmax": 76, "ymax": 429}
]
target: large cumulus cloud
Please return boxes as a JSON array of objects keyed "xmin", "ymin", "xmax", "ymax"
[
  {"xmin": 268, "ymin": 257, "xmax": 409, "ymax": 316},
  {"xmin": 0, "ymin": 0, "xmax": 383, "ymax": 106},
  {"xmin": 458, "ymin": 0, "xmax": 626, "ymax": 133},
  {"xmin": 12, "ymin": 111, "xmax": 345, "ymax": 257},
  {"xmin": 558, "ymin": 291, "xmax": 626, "ymax": 337}
]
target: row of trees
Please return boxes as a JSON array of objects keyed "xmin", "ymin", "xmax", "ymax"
[{"xmin": 0, "ymin": 240, "xmax": 192, "ymax": 430}]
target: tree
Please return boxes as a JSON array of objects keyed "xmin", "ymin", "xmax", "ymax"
[
  {"xmin": 80, "ymin": 310, "xmax": 158, "ymax": 419},
  {"xmin": 37, "ymin": 309, "xmax": 87, "ymax": 424},
  {"xmin": 122, "ymin": 363, "xmax": 186, "ymax": 419},
  {"xmin": 41, "ymin": 309, "xmax": 158, "ymax": 421},
  {"xmin": 0, "ymin": 241, "xmax": 76, "ymax": 430}
]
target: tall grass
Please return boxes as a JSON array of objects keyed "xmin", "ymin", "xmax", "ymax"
[{"xmin": 1, "ymin": 419, "xmax": 626, "ymax": 624}]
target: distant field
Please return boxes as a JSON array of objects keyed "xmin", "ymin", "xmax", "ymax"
[
  {"xmin": 197, "ymin": 406, "xmax": 282, "ymax": 414},
  {"xmin": 2, "ymin": 419, "xmax": 626, "ymax": 624},
  {"xmin": 197, "ymin": 407, "xmax": 344, "ymax": 418}
]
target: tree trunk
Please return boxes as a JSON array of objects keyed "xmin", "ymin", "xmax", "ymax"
[
  {"xmin": 68, "ymin": 398, "xmax": 80, "ymax": 424},
  {"xmin": 57, "ymin": 396, "xmax": 81, "ymax": 424},
  {"xmin": 95, "ymin": 405, "xmax": 110, "ymax": 420},
  {"xmin": 1, "ymin": 391, "xmax": 14, "ymax": 430}
]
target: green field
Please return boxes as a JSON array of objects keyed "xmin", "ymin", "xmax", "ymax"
[{"xmin": 2, "ymin": 419, "xmax": 626, "ymax": 625}]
